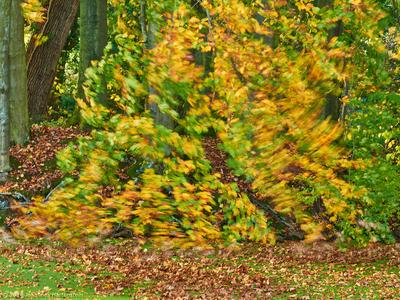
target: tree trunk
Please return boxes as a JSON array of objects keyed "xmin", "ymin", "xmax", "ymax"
[
  {"xmin": 0, "ymin": 0, "xmax": 11, "ymax": 181},
  {"xmin": 140, "ymin": 0, "xmax": 174, "ymax": 129},
  {"xmin": 318, "ymin": 0, "xmax": 344, "ymax": 121},
  {"xmin": 10, "ymin": 0, "xmax": 29, "ymax": 145},
  {"xmin": 27, "ymin": 0, "xmax": 80, "ymax": 121},
  {"xmin": 78, "ymin": 0, "xmax": 108, "ymax": 98}
]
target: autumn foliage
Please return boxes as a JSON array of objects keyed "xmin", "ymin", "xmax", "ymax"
[{"xmin": 14, "ymin": 0, "xmax": 400, "ymax": 247}]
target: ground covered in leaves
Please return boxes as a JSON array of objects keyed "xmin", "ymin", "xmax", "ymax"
[
  {"xmin": 0, "ymin": 239, "xmax": 399, "ymax": 299},
  {"xmin": 0, "ymin": 125, "xmax": 84, "ymax": 195}
]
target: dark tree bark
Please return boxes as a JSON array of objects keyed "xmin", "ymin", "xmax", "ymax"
[
  {"xmin": 27, "ymin": 0, "xmax": 80, "ymax": 121},
  {"xmin": 317, "ymin": 0, "xmax": 344, "ymax": 121},
  {"xmin": 78, "ymin": 0, "xmax": 108, "ymax": 98}
]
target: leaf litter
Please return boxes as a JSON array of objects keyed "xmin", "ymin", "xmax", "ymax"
[{"xmin": 0, "ymin": 128, "xmax": 398, "ymax": 299}]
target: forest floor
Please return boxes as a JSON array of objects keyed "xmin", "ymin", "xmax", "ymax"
[
  {"xmin": 0, "ymin": 125, "xmax": 399, "ymax": 299},
  {"xmin": 0, "ymin": 239, "xmax": 399, "ymax": 299},
  {"xmin": 0, "ymin": 125, "xmax": 84, "ymax": 196}
]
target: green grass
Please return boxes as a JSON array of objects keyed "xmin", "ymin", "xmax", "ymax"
[
  {"xmin": 0, "ymin": 254, "xmax": 136, "ymax": 299},
  {"xmin": 0, "ymin": 256, "xmax": 97, "ymax": 299}
]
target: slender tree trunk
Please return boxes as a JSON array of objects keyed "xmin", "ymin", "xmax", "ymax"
[
  {"xmin": 0, "ymin": 0, "xmax": 11, "ymax": 181},
  {"xmin": 318, "ymin": 0, "xmax": 343, "ymax": 120},
  {"xmin": 140, "ymin": 0, "xmax": 174, "ymax": 129},
  {"xmin": 10, "ymin": 0, "xmax": 29, "ymax": 145},
  {"xmin": 27, "ymin": 0, "xmax": 80, "ymax": 121},
  {"xmin": 78, "ymin": 0, "xmax": 108, "ymax": 98}
]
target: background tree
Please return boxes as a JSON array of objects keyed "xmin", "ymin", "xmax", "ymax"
[
  {"xmin": 0, "ymin": 0, "xmax": 11, "ymax": 181},
  {"xmin": 78, "ymin": 0, "xmax": 107, "ymax": 98},
  {"xmin": 27, "ymin": 0, "xmax": 79, "ymax": 120},
  {"xmin": 10, "ymin": 0, "xmax": 29, "ymax": 145},
  {"xmin": 140, "ymin": 0, "xmax": 175, "ymax": 129}
]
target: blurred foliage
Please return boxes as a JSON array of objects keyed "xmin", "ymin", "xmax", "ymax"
[
  {"xmin": 22, "ymin": 0, "xmax": 47, "ymax": 46},
  {"xmin": 14, "ymin": 0, "xmax": 400, "ymax": 248},
  {"xmin": 22, "ymin": 0, "xmax": 46, "ymax": 24}
]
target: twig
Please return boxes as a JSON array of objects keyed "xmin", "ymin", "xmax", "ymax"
[
  {"xmin": 191, "ymin": 0, "xmax": 202, "ymax": 8},
  {"xmin": 44, "ymin": 181, "xmax": 65, "ymax": 203}
]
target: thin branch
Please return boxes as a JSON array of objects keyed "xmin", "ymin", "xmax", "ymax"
[
  {"xmin": 191, "ymin": 0, "xmax": 202, "ymax": 9},
  {"xmin": 44, "ymin": 181, "xmax": 65, "ymax": 203},
  {"xmin": 230, "ymin": 57, "xmax": 247, "ymax": 84},
  {"xmin": 248, "ymin": 195, "xmax": 304, "ymax": 239}
]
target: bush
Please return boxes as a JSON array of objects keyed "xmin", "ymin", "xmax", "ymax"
[{"xmin": 345, "ymin": 92, "xmax": 400, "ymax": 242}]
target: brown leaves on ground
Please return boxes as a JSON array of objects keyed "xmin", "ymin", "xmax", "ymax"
[
  {"xmin": 0, "ymin": 125, "xmax": 85, "ymax": 195},
  {"xmin": 203, "ymin": 137, "xmax": 249, "ymax": 192},
  {"xmin": 1, "ymin": 240, "xmax": 400, "ymax": 299}
]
